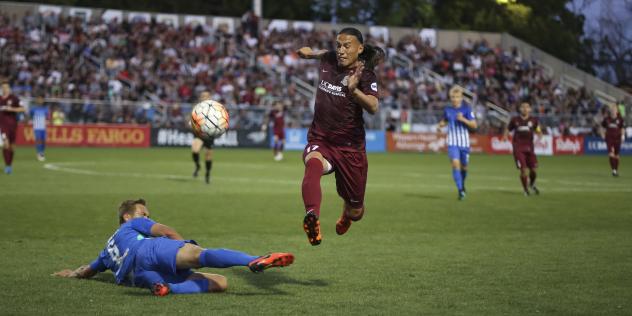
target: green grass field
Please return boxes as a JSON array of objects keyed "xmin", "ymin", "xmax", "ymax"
[{"xmin": 1, "ymin": 146, "xmax": 631, "ymax": 315}]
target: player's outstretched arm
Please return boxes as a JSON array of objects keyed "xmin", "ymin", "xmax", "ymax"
[
  {"xmin": 296, "ymin": 47, "xmax": 328, "ymax": 60},
  {"xmin": 52, "ymin": 265, "xmax": 98, "ymax": 279},
  {"xmin": 347, "ymin": 64, "xmax": 379, "ymax": 114},
  {"xmin": 150, "ymin": 223, "xmax": 184, "ymax": 240}
]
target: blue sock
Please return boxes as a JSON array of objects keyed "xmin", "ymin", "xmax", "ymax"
[
  {"xmin": 36, "ymin": 144, "xmax": 43, "ymax": 154},
  {"xmin": 452, "ymin": 168, "xmax": 463, "ymax": 191},
  {"xmin": 199, "ymin": 248, "xmax": 258, "ymax": 268},
  {"xmin": 461, "ymin": 170, "xmax": 467, "ymax": 187},
  {"xmin": 169, "ymin": 279, "xmax": 209, "ymax": 294}
]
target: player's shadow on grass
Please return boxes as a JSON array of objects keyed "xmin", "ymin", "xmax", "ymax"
[
  {"xmin": 403, "ymin": 192, "xmax": 441, "ymax": 200},
  {"xmin": 228, "ymin": 269, "xmax": 329, "ymax": 296}
]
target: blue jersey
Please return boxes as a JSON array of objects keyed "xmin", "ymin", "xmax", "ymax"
[
  {"xmin": 89, "ymin": 218, "xmax": 155, "ymax": 284},
  {"xmin": 443, "ymin": 103, "xmax": 474, "ymax": 148},
  {"xmin": 29, "ymin": 105, "xmax": 48, "ymax": 131}
]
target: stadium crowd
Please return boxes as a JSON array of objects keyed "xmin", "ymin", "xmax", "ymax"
[{"xmin": 0, "ymin": 10, "xmax": 628, "ymax": 134}]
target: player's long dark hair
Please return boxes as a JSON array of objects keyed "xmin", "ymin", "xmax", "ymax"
[{"xmin": 338, "ymin": 27, "xmax": 385, "ymax": 70}]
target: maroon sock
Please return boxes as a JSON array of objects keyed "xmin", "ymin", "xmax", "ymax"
[
  {"xmin": 614, "ymin": 157, "xmax": 619, "ymax": 170},
  {"xmin": 302, "ymin": 158, "xmax": 323, "ymax": 217},
  {"xmin": 609, "ymin": 157, "xmax": 615, "ymax": 170},
  {"xmin": 520, "ymin": 174, "xmax": 528, "ymax": 191},
  {"xmin": 529, "ymin": 170, "xmax": 536, "ymax": 186},
  {"xmin": 3, "ymin": 149, "xmax": 11, "ymax": 166}
]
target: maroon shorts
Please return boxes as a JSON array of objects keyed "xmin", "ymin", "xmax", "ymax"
[
  {"xmin": 303, "ymin": 140, "xmax": 368, "ymax": 209},
  {"xmin": 0, "ymin": 122, "xmax": 17, "ymax": 144},
  {"xmin": 606, "ymin": 140, "xmax": 621, "ymax": 155},
  {"xmin": 273, "ymin": 128, "xmax": 285, "ymax": 141},
  {"xmin": 513, "ymin": 149, "xmax": 537, "ymax": 169}
]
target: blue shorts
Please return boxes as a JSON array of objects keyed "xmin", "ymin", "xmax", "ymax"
[
  {"xmin": 447, "ymin": 146, "xmax": 470, "ymax": 166},
  {"xmin": 133, "ymin": 238, "xmax": 193, "ymax": 288},
  {"xmin": 34, "ymin": 129, "xmax": 46, "ymax": 142}
]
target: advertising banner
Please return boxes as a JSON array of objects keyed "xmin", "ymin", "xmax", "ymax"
[
  {"xmin": 584, "ymin": 137, "xmax": 632, "ymax": 155},
  {"xmin": 386, "ymin": 132, "xmax": 446, "ymax": 152},
  {"xmin": 487, "ymin": 135, "xmax": 553, "ymax": 156},
  {"xmin": 553, "ymin": 136, "xmax": 584, "ymax": 155},
  {"xmin": 151, "ymin": 127, "xmax": 257, "ymax": 148},
  {"xmin": 16, "ymin": 123, "xmax": 150, "ymax": 147},
  {"xmin": 365, "ymin": 130, "xmax": 386, "ymax": 152},
  {"xmin": 283, "ymin": 128, "xmax": 309, "ymax": 150}
]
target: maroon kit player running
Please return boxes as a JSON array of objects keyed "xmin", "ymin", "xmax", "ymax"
[
  {"xmin": 296, "ymin": 28, "xmax": 384, "ymax": 246},
  {"xmin": 262, "ymin": 101, "xmax": 286, "ymax": 161},
  {"xmin": 506, "ymin": 102, "xmax": 542, "ymax": 196},
  {"xmin": 601, "ymin": 105, "xmax": 625, "ymax": 177},
  {"xmin": 0, "ymin": 81, "xmax": 25, "ymax": 174}
]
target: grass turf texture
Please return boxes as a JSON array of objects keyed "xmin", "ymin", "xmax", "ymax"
[{"xmin": 1, "ymin": 147, "xmax": 631, "ymax": 315}]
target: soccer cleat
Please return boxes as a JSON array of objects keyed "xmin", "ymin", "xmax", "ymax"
[
  {"xmin": 303, "ymin": 211, "xmax": 322, "ymax": 246},
  {"xmin": 193, "ymin": 165, "xmax": 200, "ymax": 178},
  {"xmin": 335, "ymin": 214, "xmax": 352, "ymax": 235},
  {"xmin": 248, "ymin": 252, "xmax": 294, "ymax": 273},
  {"xmin": 37, "ymin": 154, "xmax": 45, "ymax": 162},
  {"xmin": 458, "ymin": 190, "xmax": 466, "ymax": 200},
  {"xmin": 612, "ymin": 170, "xmax": 619, "ymax": 177},
  {"xmin": 4, "ymin": 166, "xmax": 12, "ymax": 174},
  {"xmin": 152, "ymin": 283, "xmax": 170, "ymax": 296},
  {"xmin": 523, "ymin": 190, "xmax": 530, "ymax": 197},
  {"xmin": 530, "ymin": 185, "xmax": 540, "ymax": 195}
]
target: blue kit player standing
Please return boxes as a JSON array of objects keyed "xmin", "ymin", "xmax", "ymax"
[
  {"xmin": 53, "ymin": 199, "xmax": 294, "ymax": 296},
  {"xmin": 437, "ymin": 86, "xmax": 477, "ymax": 200},
  {"xmin": 29, "ymin": 95, "xmax": 49, "ymax": 161}
]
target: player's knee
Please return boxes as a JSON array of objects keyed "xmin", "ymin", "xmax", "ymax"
[
  {"xmin": 451, "ymin": 160, "xmax": 461, "ymax": 169},
  {"xmin": 209, "ymin": 275, "xmax": 228, "ymax": 293}
]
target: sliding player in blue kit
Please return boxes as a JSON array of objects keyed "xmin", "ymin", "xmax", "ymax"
[
  {"xmin": 437, "ymin": 86, "xmax": 477, "ymax": 200},
  {"xmin": 53, "ymin": 199, "xmax": 294, "ymax": 296}
]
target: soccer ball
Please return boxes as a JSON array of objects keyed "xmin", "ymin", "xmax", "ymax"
[{"xmin": 190, "ymin": 100, "xmax": 230, "ymax": 139}]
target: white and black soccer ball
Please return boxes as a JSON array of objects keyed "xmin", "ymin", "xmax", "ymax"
[{"xmin": 190, "ymin": 100, "xmax": 230, "ymax": 139}]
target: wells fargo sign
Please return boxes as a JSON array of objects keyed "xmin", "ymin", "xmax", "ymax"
[{"xmin": 16, "ymin": 124, "xmax": 150, "ymax": 147}]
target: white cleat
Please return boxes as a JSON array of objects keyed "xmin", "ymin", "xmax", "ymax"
[{"xmin": 37, "ymin": 154, "xmax": 46, "ymax": 162}]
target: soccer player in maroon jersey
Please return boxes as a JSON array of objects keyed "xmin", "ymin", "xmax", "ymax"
[
  {"xmin": 296, "ymin": 28, "xmax": 384, "ymax": 246},
  {"xmin": 0, "ymin": 81, "xmax": 26, "ymax": 174},
  {"xmin": 262, "ymin": 101, "xmax": 286, "ymax": 161},
  {"xmin": 506, "ymin": 102, "xmax": 541, "ymax": 196},
  {"xmin": 601, "ymin": 105, "xmax": 625, "ymax": 177}
]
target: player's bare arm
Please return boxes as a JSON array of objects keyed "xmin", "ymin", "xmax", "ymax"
[
  {"xmin": 457, "ymin": 113, "xmax": 477, "ymax": 129},
  {"xmin": 437, "ymin": 119, "xmax": 447, "ymax": 132},
  {"xmin": 296, "ymin": 47, "xmax": 328, "ymax": 59},
  {"xmin": 0, "ymin": 105, "xmax": 25, "ymax": 112},
  {"xmin": 347, "ymin": 64, "xmax": 378, "ymax": 114},
  {"xmin": 52, "ymin": 265, "xmax": 97, "ymax": 279},
  {"xmin": 150, "ymin": 223, "xmax": 185, "ymax": 240}
]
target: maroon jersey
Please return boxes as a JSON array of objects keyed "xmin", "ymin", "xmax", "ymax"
[
  {"xmin": 308, "ymin": 51, "xmax": 379, "ymax": 151},
  {"xmin": 270, "ymin": 108, "xmax": 285, "ymax": 132},
  {"xmin": 0, "ymin": 94, "xmax": 21, "ymax": 126},
  {"xmin": 602, "ymin": 114, "xmax": 624, "ymax": 142},
  {"xmin": 508, "ymin": 116, "xmax": 539, "ymax": 151}
]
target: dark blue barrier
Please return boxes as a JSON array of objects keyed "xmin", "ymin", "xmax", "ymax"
[{"xmin": 584, "ymin": 136, "xmax": 632, "ymax": 155}]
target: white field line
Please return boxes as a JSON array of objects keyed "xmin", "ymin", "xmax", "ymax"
[{"xmin": 42, "ymin": 162, "xmax": 632, "ymax": 193}]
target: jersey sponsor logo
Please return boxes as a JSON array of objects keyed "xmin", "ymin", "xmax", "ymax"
[
  {"xmin": 318, "ymin": 80, "xmax": 346, "ymax": 97},
  {"xmin": 370, "ymin": 82, "xmax": 378, "ymax": 92},
  {"xmin": 517, "ymin": 126, "xmax": 531, "ymax": 132}
]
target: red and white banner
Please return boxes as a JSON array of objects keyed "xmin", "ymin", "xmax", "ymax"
[
  {"xmin": 16, "ymin": 123, "xmax": 151, "ymax": 148},
  {"xmin": 387, "ymin": 132, "xmax": 445, "ymax": 152},
  {"xmin": 534, "ymin": 135, "xmax": 553, "ymax": 156},
  {"xmin": 553, "ymin": 136, "xmax": 584, "ymax": 155},
  {"xmin": 486, "ymin": 135, "xmax": 553, "ymax": 156}
]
